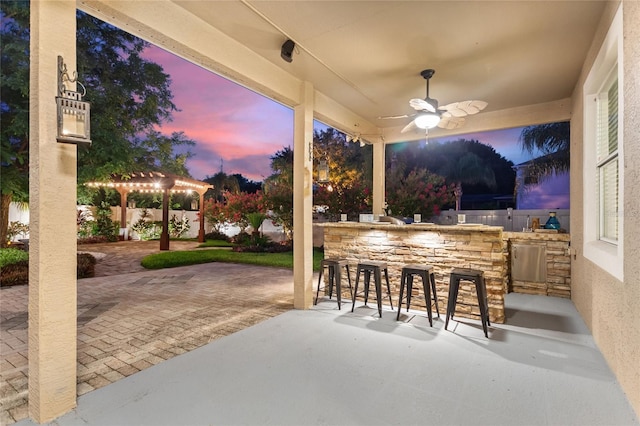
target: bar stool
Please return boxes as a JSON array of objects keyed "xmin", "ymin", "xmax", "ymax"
[
  {"xmin": 351, "ymin": 261, "xmax": 394, "ymax": 318},
  {"xmin": 445, "ymin": 268, "xmax": 491, "ymax": 337},
  {"xmin": 315, "ymin": 258, "xmax": 353, "ymax": 309},
  {"xmin": 396, "ymin": 264, "xmax": 440, "ymax": 326}
]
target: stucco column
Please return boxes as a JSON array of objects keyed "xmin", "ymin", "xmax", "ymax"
[
  {"xmin": 372, "ymin": 141, "xmax": 386, "ymax": 216},
  {"xmin": 293, "ymin": 82, "xmax": 314, "ymax": 309},
  {"xmin": 28, "ymin": 1, "xmax": 78, "ymax": 422}
]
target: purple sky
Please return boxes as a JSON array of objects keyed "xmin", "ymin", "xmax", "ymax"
[{"xmin": 147, "ymin": 46, "xmax": 543, "ymax": 182}]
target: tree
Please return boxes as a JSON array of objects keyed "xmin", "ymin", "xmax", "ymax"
[
  {"xmin": 1, "ymin": 2, "xmax": 30, "ymax": 246},
  {"xmin": 204, "ymin": 172, "xmax": 240, "ymax": 202},
  {"xmin": 518, "ymin": 121, "xmax": 570, "ymax": 182},
  {"xmin": 1, "ymin": 4, "xmax": 193, "ymax": 244},
  {"xmin": 263, "ymin": 147, "xmax": 294, "ymax": 237},
  {"xmin": 389, "ymin": 139, "xmax": 513, "ymax": 210},
  {"xmin": 131, "ymin": 130, "xmax": 195, "ymax": 176},
  {"xmin": 231, "ymin": 173, "xmax": 262, "ymax": 194},
  {"xmin": 312, "ymin": 128, "xmax": 372, "ymax": 219}
]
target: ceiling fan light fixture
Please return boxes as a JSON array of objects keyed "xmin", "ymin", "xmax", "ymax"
[{"xmin": 414, "ymin": 112, "xmax": 440, "ymax": 129}]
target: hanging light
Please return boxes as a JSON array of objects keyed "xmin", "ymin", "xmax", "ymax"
[
  {"xmin": 56, "ymin": 56, "xmax": 91, "ymax": 145},
  {"xmin": 414, "ymin": 112, "xmax": 440, "ymax": 129},
  {"xmin": 317, "ymin": 160, "xmax": 329, "ymax": 183}
]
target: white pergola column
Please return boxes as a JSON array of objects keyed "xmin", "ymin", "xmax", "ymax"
[
  {"xmin": 28, "ymin": 0, "xmax": 78, "ymax": 422},
  {"xmin": 292, "ymin": 82, "xmax": 314, "ymax": 309},
  {"xmin": 372, "ymin": 141, "xmax": 386, "ymax": 216}
]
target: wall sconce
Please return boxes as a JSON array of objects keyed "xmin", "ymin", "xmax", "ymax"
[
  {"xmin": 56, "ymin": 55, "xmax": 91, "ymax": 145},
  {"xmin": 317, "ymin": 160, "xmax": 329, "ymax": 183},
  {"xmin": 191, "ymin": 199, "xmax": 199, "ymax": 210}
]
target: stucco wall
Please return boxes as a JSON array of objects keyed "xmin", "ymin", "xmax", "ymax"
[{"xmin": 570, "ymin": 0, "xmax": 640, "ymax": 417}]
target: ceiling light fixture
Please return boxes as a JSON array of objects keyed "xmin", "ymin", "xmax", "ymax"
[{"xmin": 414, "ymin": 112, "xmax": 441, "ymax": 129}]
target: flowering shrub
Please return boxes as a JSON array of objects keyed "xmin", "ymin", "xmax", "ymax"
[
  {"xmin": 203, "ymin": 191, "xmax": 268, "ymax": 234},
  {"xmin": 385, "ymin": 167, "xmax": 455, "ymax": 219},
  {"xmin": 202, "ymin": 199, "xmax": 227, "ymax": 233}
]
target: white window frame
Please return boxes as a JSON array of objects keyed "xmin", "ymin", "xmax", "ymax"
[{"xmin": 583, "ymin": 6, "xmax": 624, "ymax": 281}]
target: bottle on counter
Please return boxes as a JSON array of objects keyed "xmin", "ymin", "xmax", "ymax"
[{"xmin": 544, "ymin": 211, "xmax": 561, "ymax": 230}]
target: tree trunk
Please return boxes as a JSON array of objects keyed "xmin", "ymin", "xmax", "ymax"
[
  {"xmin": 1, "ymin": 193, "xmax": 13, "ymax": 247},
  {"xmin": 454, "ymin": 182, "xmax": 463, "ymax": 211}
]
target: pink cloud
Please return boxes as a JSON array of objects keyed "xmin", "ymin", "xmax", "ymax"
[{"xmin": 143, "ymin": 46, "xmax": 293, "ymax": 181}]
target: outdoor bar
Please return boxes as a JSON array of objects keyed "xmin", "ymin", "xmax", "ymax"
[{"xmin": 322, "ymin": 221, "xmax": 572, "ymax": 324}]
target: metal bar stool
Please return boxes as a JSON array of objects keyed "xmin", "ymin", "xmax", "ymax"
[
  {"xmin": 351, "ymin": 261, "xmax": 394, "ymax": 318},
  {"xmin": 315, "ymin": 258, "xmax": 353, "ymax": 309},
  {"xmin": 445, "ymin": 267, "xmax": 491, "ymax": 337},
  {"xmin": 396, "ymin": 264, "xmax": 440, "ymax": 326}
]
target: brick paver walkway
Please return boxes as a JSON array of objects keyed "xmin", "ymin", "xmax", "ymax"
[{"xmin": 0, "ymin": 241, "xmax": 294, "ymax": 424}]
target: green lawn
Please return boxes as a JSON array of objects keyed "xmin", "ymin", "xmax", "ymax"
[{"xmin": 142, "ymin": 247, "xmax": 324, "ymax": 271}]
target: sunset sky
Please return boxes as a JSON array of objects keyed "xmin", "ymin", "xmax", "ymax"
[{"xmin": 146, "ymin": 45, "xmax": 541, "ymax": 183}]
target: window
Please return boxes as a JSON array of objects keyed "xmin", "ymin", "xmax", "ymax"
[
  {"xmin": 596, "ymin": 72, "xmax": 618, "ymax": 243},
  {"xmin": 583, "ymin": 5, "xmax": 623, "ymax": 281}
]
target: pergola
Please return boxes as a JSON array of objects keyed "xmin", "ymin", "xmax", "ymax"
[{"xmin": 86, "ymin": 172, "xmax": 213, "ymax": 250}]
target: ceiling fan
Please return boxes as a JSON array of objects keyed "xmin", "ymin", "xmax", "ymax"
[{"xmin": 379, "ymin": 69, "xmax": 487, "ymax": 133}]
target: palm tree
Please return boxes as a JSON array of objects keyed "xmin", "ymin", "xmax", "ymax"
[{"xmin": 518, "ymin": 122, "xmax": 570, "ymax": 182}]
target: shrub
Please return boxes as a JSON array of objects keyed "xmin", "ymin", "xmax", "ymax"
[
  {"xmin": 77, "ymin": 253, "xmax": 97, "ymax": 278},
  {"xmin": 0, "ymin": 252, "xmax": 97, "ymax": 287},
  {"xmin": 131, "ymin": 209, "xmax": 161, "ymax": 240},
  {"xmin": 0, "ymin": 248, "xmax": 29, "ymax": 268},
  {"xmin": 6, "ymin": 221, "xmax": 29, "ymax": 244},
  {"xmin": 92, "ymin": 202, "xmax": 119, "ymax": 241},
  {"xmin": 0, "ymin": 260, "xmax": 28, "ymax": 287},
  {"xmin": 168, "ymin": 214, "xmax": 190, "ymax": 238},
  {"xmin": 78, "ymin": 236, "xmax": 111, "ymax": 245},
  {"xmin": 204, "ymin": 230, "xmax": 230, "ymax": 242}
]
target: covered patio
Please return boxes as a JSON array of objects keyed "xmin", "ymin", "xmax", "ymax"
[{"xmin": 24, "ymin": 1, "xmax": 640, "ymax": 423}]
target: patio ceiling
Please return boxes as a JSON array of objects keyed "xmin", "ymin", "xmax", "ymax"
[
  {"xmin": 169, "ymin": 0, "xmax": 606, "ymax": 141},
  {"xmin": 79, "ymin": 1, "xmax": 607, "ymax": 143}
]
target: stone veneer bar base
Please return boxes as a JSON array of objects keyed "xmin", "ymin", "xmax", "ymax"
[{"xmin": 323, "ymin": 223, "xmax": 508, "ymax": 324}]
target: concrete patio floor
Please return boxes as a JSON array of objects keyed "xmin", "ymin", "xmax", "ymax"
[
  {"xmin": 2, "ymin": 241, "xmax": 639, "ymax": 425},
  {"xmin": 13, "ymin": 293, "xmax": 640, "ymax": 426}
]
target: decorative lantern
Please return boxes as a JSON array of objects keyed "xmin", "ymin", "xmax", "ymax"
[
  {"xmin": 318, "ymin": 160, "xmax": 329, "ymax": 183},
  {"xmin": 56, "ymin": 56, "xmax": 91, "ymax": 145}
]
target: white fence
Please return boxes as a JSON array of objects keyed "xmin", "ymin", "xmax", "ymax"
[
  {"xmin": 436, "ymin": 208, "xmax": 570, "ymax": 232},
  {"xmin": 7, "ymin": 203, "xmax": 568, "ymax": 243}
]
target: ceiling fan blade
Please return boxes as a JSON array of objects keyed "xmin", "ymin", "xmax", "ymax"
[
  {"xmin": 401, "ymin": 120, "xmax": 418, "ymax": 133},
  {"xmin": 438, "ymin": 116, "xmax": 465, "ymax": 130},
  {"xmin": 440, "ymin": 100, "xmax": 488, "ymax": 117},
  {"xmin": 377, "ymin": 113, "xmax": 415, "ymax": 120},
  {"xmin": 409, "ymin": 98, "xmax": 436, "ymax": 113}
]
